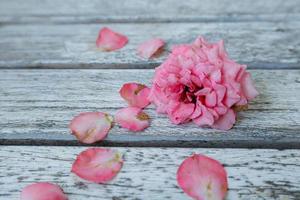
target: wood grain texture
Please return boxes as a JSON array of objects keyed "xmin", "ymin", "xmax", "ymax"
[
  {"xmin": 0, "ymin": 22, "xmax": 300, "ymax": 69},
  {"xmin": 0, "ymin": 146, "xmax": 299, "ymax": 200},
  {"xmin": 0, "ymin": 69, "xmax": 299, "ymax": 148},
  {"xmin": 0, "ymin": 0, "xmax": 299, "ymax": 24}
]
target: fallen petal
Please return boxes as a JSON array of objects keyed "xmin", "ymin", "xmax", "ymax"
[
  {"xmin": 70, "ymin": 112, "xmax": 113, "ymax": 144},
  {"xmin": 212, "ymin": 109, "xmax": 236, "ymax": 131},
  {"xmin": 177, "ymin": 154, "xmax": 228, "ymax": 200},
  {"xmin": 72, "ymin": 148, "xmax": 123, "ymax": 183},
  {"xmin": 21, "ymin": 182, "xmax": 68, "ymax": 200},
  {"xmin": 137, "ymin": 38, "xmax": 165, "ymax": 59},
  {"xmin": 96, "ymin": 27, "xmax": 128, "ymax": 51},
  {"xmin": 119, "ymin": 82, "xmax": 151, "ymax": 108},
  {"xmin": 115, "ymin": 107, "xmax": 150, "ymax": 131}
]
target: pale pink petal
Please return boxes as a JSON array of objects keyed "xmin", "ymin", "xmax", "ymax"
[
  {"xmin": 195, "ymin": 87, "xmax": 211, "ymax": 96},
  {"xmin": 193, "ymin": 105, "xmax": 214, "ymax": 127},
  {"xmin": 119, "ymin": 82, "xmax": 150, "ymax": 108},
  {"xmin": 240, "ymin": 72, "xmax": 259, "ymax": 100},
  {"xmin": 205, "ymin": 91, "xmax": 217, "ymax": 107},
  {"xmin": 70, "ymin": 112, "xmax": 113, "ymax": 144},
  {"xmin": 224, "ymin": 86, "xmax": 240, "ymax": 107},
  {"xmin": 115, "ymin": 107, "xmax": 150, "ymax": 131},
  {"xmin": 212, "ymin": 109, "xmax": 236, "ymax": 130},
  {"xmin": 96, "ymin": 27, "xmax": 128, "ymax": 51},
  {"xmin": 167, "ymin": 102, "xmax": 195, "ymax": 124},
  {"xmin": 190, "ymin": 103, "xmax": 202, "ymax": 119},
  {"xmin": 21, "ymin": 182, "xmax": 68, "ymax": 200},
  {"xmin": 137, "ymin": 38, "xmax": 165, "ymax": 59},
  {"xmin": 210, "ymin": 69, "xmax": 221, "ymax": 83},
  {"xmin": 72, "ymin": 148, "xmax": 123, "ymax": 183},
  {"xmin": 177, "ymin": 154, "xmax": 228, "ymax": 200}
]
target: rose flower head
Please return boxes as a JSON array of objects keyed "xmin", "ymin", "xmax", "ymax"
[{"xmin": 148, "ymin": 37, "xmax": 258, "ymax": 130}]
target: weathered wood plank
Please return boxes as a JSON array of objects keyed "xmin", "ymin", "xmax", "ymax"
[
  {"xmin": 0, "ymin": 22, "xmax": 299, "ymax": 69},
  {"xmin": 0, "ymin": 146, "xmax": 299, "ymax": 199},
  {"xmin": 0, "ymin": 69, "xmax": 299, "ymax": 148},
  {"xmin": 0, "ymin": 0, "xmax": 300, "ymax": 24}
]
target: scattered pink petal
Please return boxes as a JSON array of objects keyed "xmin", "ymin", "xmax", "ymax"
[
  {"xmin": 119, "ymin": 82, "xmax": 151, "ymax": 108},
  {"xmin": 72, "ymin": 148, "xmax": 123, "ymax": 183},
  {"xmin": 70, "ymin": 112, "xmax": 113, "ymax": 144},
  {"xmin": 96, "ymin": 27, "xmax": 128, "ymax": 51},
  {"xmin": 115, "ymin": 107, "xmax": 150, "ymax": 131},
  {"xmin": 137, "ymin": 38, "xmax": 165, "ymax": 59},
  {"xmin": 177, "ymin": 154, "xmax": 228, "ymax": 200},
  {"xmin": 21, "ymin": 182, "xmax": 68, "ymax": 200}
]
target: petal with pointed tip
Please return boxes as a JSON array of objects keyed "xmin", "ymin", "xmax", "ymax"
[{"xmin": 96, "ymin": 27, "xmax": 128, "ymax": 51}]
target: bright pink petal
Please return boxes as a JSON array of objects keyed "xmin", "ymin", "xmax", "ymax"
[
  {"xmin": 212, "ymin": 109, "xmax": 236, "ymax": 131},
  {"xmin": 177, "ymin": 154, "xmax": 228, "ymax": 200},
  {"xmin": 240, "ymin": 72, "xmax": 259, "ymax": 100},
  {"xmin": 72, "ymin": 148, "xmax": 123, "ymax": 183},
  {"xmin": 137, "ymin": 38, "xmax": 165, "ymax": 59},
  {"xmin": 115, "ymin": 107, "xmax": 150, "ymax": 131},
  {"xmin": 119, "ymin": 83, "xmax": 150, "ymax": 108},
  {"xmin": 96, "ymin": 27, "xmax": 128, "ymax": 51},
  {"xmin": 21, "ymin": 182, "xmax": 68, "ymax": 200},
  {"xmin": 70, "ymin": 112, "xmax": 113, "ymax": 144}
]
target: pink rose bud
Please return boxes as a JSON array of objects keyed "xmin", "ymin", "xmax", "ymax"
[
  {"xmin": 21, "ymin": 182, "xmax": 68, "ymax": 200},
  {"xmin": 72, "ymin": 148, "xmax": 123, "ymax": 183},
  {"xmin": 119, "ymin": 82, "xmax": 151, "ymax": 108},
  {"xmin": 96, "ymin": 27, "xmax": 128, "ymax": 51},
  {"xmin": 148, "ymin": 36, "xmax": 259, "ymax": 130},
  {"xmin": 115, "ymin": 107, "xmax": 150, "ymax": 131},
  {"xmin": 69, "ymin": 112, "xmax": 113, "ymax": 144},
  {"xmin": 137, "ymin": 38, "xmax": 165, "ymax": 59},
  {"xmin": 177, "ymin": 154, "xmax": 228, "ymax": 200}
]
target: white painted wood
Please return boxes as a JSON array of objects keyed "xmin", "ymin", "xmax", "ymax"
[
  {"xmin": 0, "ymin": 69, "xmax": 299, "ymax": 148},
  {"xmin": 0, "ymin": 22, "xmax": 299, "ymax": 69},
  {"xmin": 0, "ymin": 0, "xmax": 299, "ymax": 24},
  {"xmin": 0, "ymin": 146, "xmax": 299, "ymax": 199}
]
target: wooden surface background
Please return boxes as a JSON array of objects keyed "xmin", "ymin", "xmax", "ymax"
[{"xmin": 0, "ymin": 0, "xmax": 299, "ymax": 199}]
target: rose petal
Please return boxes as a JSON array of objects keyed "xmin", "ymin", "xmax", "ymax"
[
  {"xmin": 119, "ymin": 82, "xmax": 151, "ymax": 108},
  {"xmin": 193, "ymin": 105, "xmax": 214, "ymax": 127},
  {"xmin": 115, "ymin": 107, "xmax": 150, "ymax": 131},
  {"xmin": 177, "ymin": 154, "xmax": 228, "ymax": 200},
  {"xmin": 137, "ymin": 38, "xmax": 165, "ymax": 59},
  {"xmin": 205, "ymin": 91, "xmax": 217, "ymax": 107},
  {"xmin": 96, "ymin": 27, "xmax": 128, "ymax": 51},
  {"xmin": 70, "ymin": 112, "xmax": 113, "ymax": 144},
  {"xmin": 72, "ymin": 148, "xmax": 123, "ymax": 183},
  {"xmin": 240, "ymin": 72, "xmax": 259, "ymax": 100},
  {"xmin": 212, "ymin": 108, "xmax": 236, "ymax": 131},
  {"xmin": 21, "ymin": 182, "xmax": 68, "ymax": 200},
  {"xmin": 167, "ymin": 102, "xmax": 195, "ymax": 124}
]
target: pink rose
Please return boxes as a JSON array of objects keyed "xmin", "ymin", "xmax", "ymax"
[{"xmin": 148, "ymin": 37, "xmax": 258, "ymax": 130}]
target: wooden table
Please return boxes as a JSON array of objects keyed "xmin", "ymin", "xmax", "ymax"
[{"xmin": 0, "ymin": 0, "xmax": 300, "ymax": 199}]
